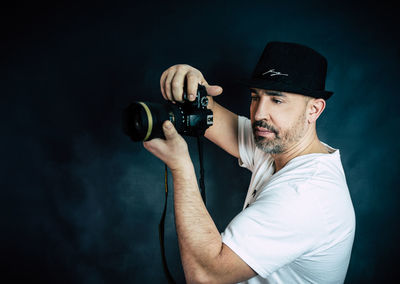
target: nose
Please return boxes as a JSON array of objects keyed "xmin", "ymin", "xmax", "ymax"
[{"xmin": 253, "ymin": 97, "xmax": 271, "ymax": 122}]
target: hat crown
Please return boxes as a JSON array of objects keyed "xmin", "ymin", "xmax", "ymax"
[{"xmin": 248, "ymin": 42, "xmax": 332, "ymax": 99}]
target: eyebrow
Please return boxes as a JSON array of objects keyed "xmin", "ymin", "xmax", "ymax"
[{"xmin": 249, "ymin": 88, "xmax": 286, "ymax": 97}]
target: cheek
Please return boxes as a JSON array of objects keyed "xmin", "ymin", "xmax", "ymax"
[
  {"xmin": 272, "ymin": 109, "xmax": 299, "ymax": 132},
  {"xmin": 286, "ymin": 111, "xmax": 307, "ymax": 131}
]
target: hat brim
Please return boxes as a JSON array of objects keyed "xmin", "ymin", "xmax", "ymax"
[{"xmin": 239, "ymin": 78, "xmax": 333, "ymax": 100}]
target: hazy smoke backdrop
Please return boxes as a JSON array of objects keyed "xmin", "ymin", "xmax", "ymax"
[{"xmin": 1, "ymin": 0, "xmax": 399, "ymax": 283}]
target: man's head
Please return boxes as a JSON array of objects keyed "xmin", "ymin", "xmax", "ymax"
[
  {"xmin": 241, "ymin": 41, "xmax": 332, "ymax": 154},
  {"xmin": 249, "ymin": 88, "xmax": 325, "ymax": 154}
]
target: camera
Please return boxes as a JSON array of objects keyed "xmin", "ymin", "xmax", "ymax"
[{"xmin": 122, "ymin": 84, "xmax": 213, "ymax": 141}]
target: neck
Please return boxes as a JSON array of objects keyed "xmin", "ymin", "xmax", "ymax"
[{"xmin": 271, "ymin": 129, "xmax": 329, "ymax": 173}]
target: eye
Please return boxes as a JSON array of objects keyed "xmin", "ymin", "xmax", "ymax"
[
  {"xmin": 272, "ymin": 98, "xmax": 282, "ymax": 104},
  {"xmin": 251, "ymin": 95, "xmax": 259, "ymax": 102}
]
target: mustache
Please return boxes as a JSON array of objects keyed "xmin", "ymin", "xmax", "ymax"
[{"xmin": 252, "ymin": 120, "xmax": 278, "ymax": 134}]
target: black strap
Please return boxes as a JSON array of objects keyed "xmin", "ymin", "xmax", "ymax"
[
  {"xmin": 158, "ymin": 164, "xmax": 176, "ymax": 284},
  {"xmin": 159, "ymin": 139, "xmax": 207, "ymax": 283},
  {"xmin": 197, "ymin": 136, "xmax": 206, "ymax": 205}
]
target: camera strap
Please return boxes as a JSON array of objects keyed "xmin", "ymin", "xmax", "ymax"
[
  {"xmin": 159, "ymin": 137, "xmax": 207, "ymax": 283},
  {"xmin": 158, "ymin": 164, "xmax": 176, "ymax": 284},
  {"xmin": 197, "ymin": 136, "xmax": 206, "ymax": 204}
]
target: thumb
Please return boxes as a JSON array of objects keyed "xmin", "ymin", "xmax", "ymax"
[
  {"xmin": 205, "ymin": 84, "xmax": 223, "ymax": 97},
  {"xmin": 162, "ymin": 120, "xmax": 178, "ymax": 140}
]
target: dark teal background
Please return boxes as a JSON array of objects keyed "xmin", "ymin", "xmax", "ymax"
[{"xmin": 2, "ymin": 0, "xmax": 399, "ymax": 283}]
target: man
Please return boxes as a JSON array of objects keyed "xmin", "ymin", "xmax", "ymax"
[{"xmin": 143, "ymin": 42, "xmax": 355, "ymax": 283}]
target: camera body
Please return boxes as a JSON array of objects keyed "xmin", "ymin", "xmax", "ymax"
[
  {"xmin": 177, "ymin": 84, "xmax": 213, "ymax": 137},
  {"xmin": 122, "ymin": 84, "xmax": 213, "ymax": 141}
]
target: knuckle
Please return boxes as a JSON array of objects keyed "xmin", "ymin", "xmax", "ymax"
[
  {"xmin": 186, "ymin": 73, "xmax": 199, "ymax": 81},
  {"xmin": 176, "ymin": 64, "xmax": 192, "ymax": 72},
  {"xmin": 175, "ymin": 65, "xmax": 184, "ymax": 71}
]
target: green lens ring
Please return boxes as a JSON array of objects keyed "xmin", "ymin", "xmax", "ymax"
[{"xmin": 138, "ymin": 102, "xmax": 153, "ymax": 141}]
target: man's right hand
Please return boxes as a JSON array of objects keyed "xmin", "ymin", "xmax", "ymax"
[
  {"xmin": 160, "ymin": 64, "xmax": 239, "ymax": 158},
  {"xmin": 160, "ymin": 64, "xmax": 223, "ymax": 107}
]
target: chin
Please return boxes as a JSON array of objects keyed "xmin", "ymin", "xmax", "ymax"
[{"xmin": 255, "ymin": 140, "xmax": 284, "ymax": 154}]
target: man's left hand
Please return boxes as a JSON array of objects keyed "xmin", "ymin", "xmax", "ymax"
[{"xmin": 143, "ymin": 120, "xmax": 192, "ymax": 171}]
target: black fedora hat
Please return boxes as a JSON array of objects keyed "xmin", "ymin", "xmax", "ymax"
[{"xmin": 240, "ymin": 42, "xmax": 333, "ymax": 100}]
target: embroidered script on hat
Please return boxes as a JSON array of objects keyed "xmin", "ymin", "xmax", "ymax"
[{"xmin": 262, "ymin": 69, "xmax": 288, "ymax": 77}]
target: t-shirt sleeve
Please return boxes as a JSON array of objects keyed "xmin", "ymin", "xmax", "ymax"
[
  {"xmin": 237, "ymin": 116, "xmax": 257, "ymax": 171},
  {"xmin": 221, "ymin": 187, "xmax": 324, "ymax": 278}
]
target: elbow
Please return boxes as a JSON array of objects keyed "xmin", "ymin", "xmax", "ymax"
[
  {"xmin": 183, "ymin": 247, "xmax": 225, "ymax": 283},
  {"xmin": 186, "ymin": 268, "xmax": 219, "ymax": 284}
]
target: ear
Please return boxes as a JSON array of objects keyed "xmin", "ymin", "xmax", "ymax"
[{"xmin": 307, "ymin": 98, "xmax": 326, "ymax": 124}]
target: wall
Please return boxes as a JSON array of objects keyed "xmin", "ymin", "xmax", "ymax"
[{"xmin": 1, "ymin": 0, "xmax": 399, "ymax": 283}]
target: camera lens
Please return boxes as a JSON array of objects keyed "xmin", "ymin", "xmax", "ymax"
[
  {"xmin": 133, "ymin": 111, "xmax": 143, "ymax": 132},
  {"xmin": 123, "ymin": 101, "xmax": 182, "ymax": 142},
  {"xmin": 122, "ymin": 102, "xmax": 151, "ymax": 141}
]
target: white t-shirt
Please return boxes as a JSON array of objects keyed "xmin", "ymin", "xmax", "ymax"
[{"xmin": 221, "ymin": 116, "xmax": 356, "ymax": 284}]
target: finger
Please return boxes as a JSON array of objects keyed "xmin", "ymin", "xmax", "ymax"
[
  {"xmin": 186, "ymin": 71, "xmax": 203, "ymax": 101},
  {"xmin": 164, "ymin": 71, "xmax": 175, "ymax": 102},
  {"xmin": 160, "ymin": 70, "xmax": 167, "ymax": 100},
  {"xmin": 205, "ymin": 85, "xmax": 223, "ymax": 97},
  {"xmin": 162, "ymin": 120, "xmax": 179, "ymax": 140},
  {"xmin": 143, "ymin": 138, "xmax": 166, "ymax": 156},
  {"xmin": 171, "ymin": 70, "xmax": 186, "ymax": 102}
]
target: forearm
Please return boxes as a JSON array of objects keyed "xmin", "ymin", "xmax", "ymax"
[
  {"xmin": 171, "ymin": 163, "xmax": 222, "ymax": 283},
  {"xmin": 145, "ymin": 120, "xmax": 256, "ymax": 283},
  {"xmin": 205, "ymin": 98, "xmax": 239, "ymax": 158}
]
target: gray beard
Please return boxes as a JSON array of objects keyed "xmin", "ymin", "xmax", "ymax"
[
  {"xmin": 253, "ymin": 113, "xmax": 306, "ymax": 154},
  {"xmin": 254, "ymin": 135, "xmax": 284, "ymax": 154}
]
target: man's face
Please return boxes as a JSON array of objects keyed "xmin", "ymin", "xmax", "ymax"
[{"xmin": 249, "ymin": 88, "xmax": 310, "ymax": 154}]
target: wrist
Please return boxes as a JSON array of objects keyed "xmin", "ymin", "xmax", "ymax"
[
  {"xmin": 170, "ymin": 158, "xmax": 194, "ymax": 174},
  {"xmin": 171, "ymin": 163, "xmax": 198, "ymax": 193},
  {"xmin": 168, "ymin": 155, "xmax": 194, "ymax": 172}
]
